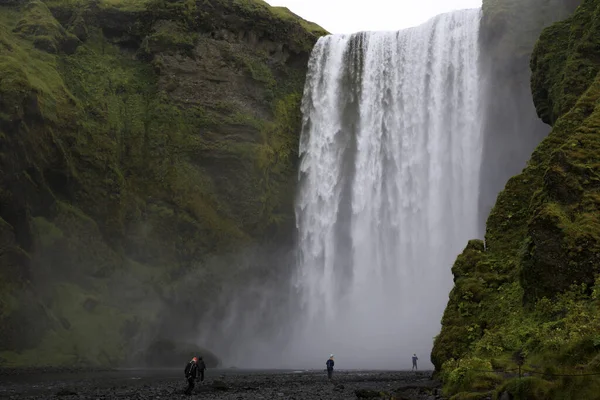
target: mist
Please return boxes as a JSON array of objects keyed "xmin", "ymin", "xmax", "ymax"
[
  {"xmin": 190, "ymin": 1, "xmax": 582, "ymax": 372},
  {"xmin": 194, "ymin": 10, "xmax": 483, "ymax": 371}
]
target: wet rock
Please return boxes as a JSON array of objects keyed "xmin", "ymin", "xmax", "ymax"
[
  {"xmin": 83, "ymin": 298, "xmax": 98, "ymax": 312},
  {"xmin": 55, "ymin": 389, "xmax": 78, "ymax": 396},
  {"xmin": 211, "ymin": 380, "xmax": 229, "ymax": 391},
  {"xmin": 59, "ymin": 317, "xmax": 71, "ymax": 330},
  {"xmin": 499, "ymin": 392, "xmax": 511, "ymax": 400},
  {"xmin": 2, "ymin": 369, "xmax": 440, "ymax": 399},
  {"xmin": 355, "ymin": 389, "xmax": 386, "ymax": 398}
]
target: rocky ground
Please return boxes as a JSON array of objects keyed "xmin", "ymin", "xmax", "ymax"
[{"xmin": 0, "ymin": 369, "xmax": 442, "ymax": 399}]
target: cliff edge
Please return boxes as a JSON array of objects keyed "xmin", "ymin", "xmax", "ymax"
[{"xmin": 433, "ymin": 0, "xmax": 600, "ymax": 398}]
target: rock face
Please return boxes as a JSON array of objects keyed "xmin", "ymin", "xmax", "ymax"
[
  {"xmin": 477, "ymin": 0, "xmax": 580, "ymax": 233},
  {"xmin": 433, "ymin": 0, "xmax": 600, "ymax": 398},
  {"xmin": 0, "ymin": 0, "xmax": 325, "ymax": 367}
]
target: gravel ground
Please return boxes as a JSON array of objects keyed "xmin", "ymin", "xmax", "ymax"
[{"xmin": 0, "ymin": 369, "xmax": 443, "ymax": 399}]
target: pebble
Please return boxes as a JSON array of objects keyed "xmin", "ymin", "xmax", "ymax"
[{"xmin": 0, "ymin": 370, "xmax": 442, "ymax": 399}]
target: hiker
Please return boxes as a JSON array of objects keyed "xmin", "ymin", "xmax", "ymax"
[
  {"xmin": 412, "ymin": 354, "xmax": 418, "ymax": 371},
  {"xmin": 198, "ymin": 356, "xmax": 207, "ymax": 382},
  {"xmin": 326, "ymin": 354, "xmax": 335, "ymax": 379},
  {"xmin": 184, "ymin": 356, "xmax": 200, "ymax": 395}
]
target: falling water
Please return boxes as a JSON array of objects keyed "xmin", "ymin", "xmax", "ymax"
[{"xmin": 289, "ymin": 9, "xmax": 482, "ymax": 369}]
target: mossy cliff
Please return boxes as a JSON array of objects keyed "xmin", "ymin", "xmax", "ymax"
[
  {"xmin": 0, "ymin": 0, "xmax": 326, "ymax": 367},
  {"xmin": 477, "ymin": 0, "xmax": 580, "ymax": 233},
  {"xmin": 433, "ymin": 0, "xmax": 600, "ymax": 399}
]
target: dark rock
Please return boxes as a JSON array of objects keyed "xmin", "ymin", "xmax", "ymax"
[
  {"xmin": 499, "ymin": 392, "xmax": 511, "ymax": 400},
  {"xmin": 60, "ymin": 34, "xmax": 80, "ymax": 54},
  {"xmin": 211, "ymin": 380, "xmax": 229, "ymax": 391},
  {"xmin": 67, "ymin": 12, "xmax": 88, "ymax": 41},
  {"xmin": 59, "ymin": 317, "xmax": 71, "ymax": 330},
  {"xmin": 355, "ymin": 389, "xmax": 386, "ymax": 398},
  {"xmin": 55, "ymin": 388, "xmax": 78, "ymax": 396},
  {"xmin": 83, "ymin": 298, "xmax": 98, "ymax": 312},
  {"xmin": 2, "ymin": 369, "xmax": 436, "ymax": 398},
  {"xmin": 13, "ymin": 0, "xmax": 81, "ymax": 54}
]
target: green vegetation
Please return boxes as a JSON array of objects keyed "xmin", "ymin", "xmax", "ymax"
[
  {"xmin": 481, "ymin": 0, "xmax": 579, "ymax": 57},
  {"xmin": 270, "ymin": 6, "xmax": 329, "ymax": 37},
  {"xmin": 0, "ymin": 0, "xmax": 324, "ymax": 367},
  {"xmin": 13, "ymin": 0, "xmax": 80, "ymax": 54},
  {"xmin": 434, "ymin": 0, "xmax": 600, "ymax": 398}
]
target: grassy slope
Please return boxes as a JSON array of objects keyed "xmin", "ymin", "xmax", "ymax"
[
  {"xmin": 0, "ymin": 0, "xmax": 326, "ymax": 367},
  {"xmin": 432, "ymin": 1, "xmax": 600, "ymax": 399}
]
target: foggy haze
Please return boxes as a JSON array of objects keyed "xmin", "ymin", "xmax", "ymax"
[
  {"xmin": 197, "ymin": 9, "xmax": 483, "ymax": 371},
  {"xmin": 152, "ymin": 0, "xmax": 582, "ymax": 374}
]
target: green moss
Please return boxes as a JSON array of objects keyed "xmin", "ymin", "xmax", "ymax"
[
  {"xmin": 239, "ymin": 55, "xmax": 276, "ymax": 87},
  {"xmin": 13, "ymin": 0, "xmax": 80, "ymax": 54},
  {"xmin": 45, "ymin": 0, "xmax": 150, "ymax": 11},
  {"xmin": 531, "ymin": 0, "xmax": 600, "ymax": 125},
  {"xmin": 31, "ymin": 216, "xmax": 64, "ymax": 248},
  {"xmin": 0, "ymin": 16, "xmax": 75, "ymax": 124},
  {"xmin": 1, "ymin": 283, "xmax": 130, "ymax": 367},
  {"xmin": 270, "ymin": 6, "xmax": 329, "ymax": 36},
  {"xmin": 436, "ymin": 1, "xmax": 600, "ymax": 397},
  {"xmin": 1, "ymin": 0, "xmax": 319, "ymax": 366},
  {"xmin": 140, "ymin": 19, "xmax": 198, "ymax": 55},
  {"xmin": 450, "ymin": 392, "xmax": 493, "ymax": 400},
  {"xmin": 98, "ymin": 0, "xmax": 151, "ymax": 10},
  {"xmin": 441, "ymin": 358, "xmax": 502, "ymax": 396}
]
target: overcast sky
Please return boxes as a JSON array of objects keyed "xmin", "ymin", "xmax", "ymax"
[{"xmin": 265, "ymin": 0, "xmax": 483, "ymax": 34}]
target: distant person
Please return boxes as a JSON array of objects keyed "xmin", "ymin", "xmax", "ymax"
[
  {"xmin": 198, "ymin": 356, "xmax": 207, "ymax": 382},
  {"xmin": 184, "ymin": 356, "xmax": 200, "ymax": 395},
  {"xmin": 412, "ymin": 354, "xmax": 418, "ymax": 371},
  {"xmin": 326, "ymin": 354, "xmax": 335, "ymax": 380}
]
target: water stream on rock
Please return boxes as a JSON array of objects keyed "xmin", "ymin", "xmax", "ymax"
[{"xmin": 287, "ymin": 9, "xmax": 483, "ymax": 369}]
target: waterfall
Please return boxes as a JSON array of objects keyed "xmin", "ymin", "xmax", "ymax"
[{"xmin": 289, "ymin": 9, "xmax": 482, "ymax": 369}]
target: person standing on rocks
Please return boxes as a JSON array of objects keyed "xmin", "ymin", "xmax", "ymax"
[
  {"xmin": 198, "ymin": 356, "xmax": 207, "ymax": 383},
  {"xmin": 326, "ymin": 354, "xmax": 335, "ymax": 380},
  {"xmin": 412, "ymin": 354, "xmax": 418, "ymax": 371},
  {"xmin": 184, "ymin": 356, "xmax": 200, "ymax": 395}
]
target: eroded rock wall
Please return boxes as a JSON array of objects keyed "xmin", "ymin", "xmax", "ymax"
[
  {"xmin": 477, "ymin": 0, "xmax": 580, "ymax": 232},
  {"xmin": 434, "ymin": 1, "xmax": 600, "ymax": 398},
  {"xmin": 0, "ymin": 0, "xmax": 326, "ymax": 367}
]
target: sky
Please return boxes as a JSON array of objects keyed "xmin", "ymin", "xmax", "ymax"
[{"xmin": 265, "ymin": 0, "xmax": 483, "ymax": 34}]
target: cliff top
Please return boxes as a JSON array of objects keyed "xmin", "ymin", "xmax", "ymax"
[{"xmin": 34, "ymin": 0, "xmax": 329, "ymax": 52}]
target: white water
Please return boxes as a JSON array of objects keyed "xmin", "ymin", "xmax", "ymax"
[{"xmin": 288, "ymin": 9, "xmax": 483, "ymax": 370}]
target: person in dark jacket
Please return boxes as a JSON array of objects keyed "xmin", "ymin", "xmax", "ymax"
[
  {"xmin": 198, "ymin": 356, "xmax": 207, "ymax": 382},
  {"xmin": 326, "ymin": 354, "xmax": 335, "ymax": 380},
  {"xmin": 184, "ymin": 356, "xmax": 200, "ymax": 395},
  {"xmin": 412, "ymin": 354, "xmax": 418, "ymax": 371}
]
